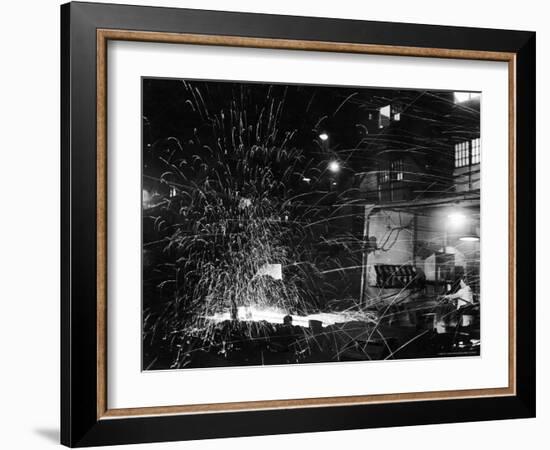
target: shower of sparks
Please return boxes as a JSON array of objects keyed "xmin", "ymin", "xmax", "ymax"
[{"xmin": 142, "ymin": 79, "xmax": 481, "ymax": 369}]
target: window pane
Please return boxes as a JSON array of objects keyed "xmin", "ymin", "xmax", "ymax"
[
  {"xmin": 455, "ymin": 141, "xmax": 470, "ymax": 168},
  {"xmin": 471, "ymin": 138, "xmax": 481, "ymax": 164},
  {"xmin": 390, "ymin": 158, "xmax": 404, "ymax": 181}
]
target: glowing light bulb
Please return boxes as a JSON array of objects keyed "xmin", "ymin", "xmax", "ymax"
[
  {"xmin": 447, "ymin": 212, "xmax": 466, "ymax": 227},
  {"xmin": 328, "ymin": 161, "xmax": 340, "ymax": 173}
]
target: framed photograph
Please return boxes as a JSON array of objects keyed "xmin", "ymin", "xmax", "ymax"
[{"xmin": 61, "ymin": 2, "xmax": 536, "ymax": 447}]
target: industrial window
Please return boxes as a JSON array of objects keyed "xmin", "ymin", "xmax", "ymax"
[
  {"xmin": 454, "ymin": 141, "xmax": 470, "ymax": 168},
  {"xmin": 471, "ymin": 138, "xmax": 481, "ymax": 164},
  {"xmin": 390, "ymin": 158, "xmax": 404, "ymax": 181},
  {"xmin": 454, "ymin": 92, "xmax": 481, "ymax": 103},
  {"xmin": 454, "ymin": 139, "xmax": 481, "ymax": 168},
  {"xmin": 379, "ymin": 105, "xmax": 391, "ymax": 129},
  {"xmin": 379, "ymin": 168, "xmax": 390, "ymax": 184}
]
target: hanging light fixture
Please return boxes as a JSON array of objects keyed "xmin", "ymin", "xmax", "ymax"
[
  {"xmin": 328, "ymin": 160, "xmax": 340, "ymax": 173},
  {"xmin": 459, "ymin": 222, "xmax": 479, "ymax": 241}
]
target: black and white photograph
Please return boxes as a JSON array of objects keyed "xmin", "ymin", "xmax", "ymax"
[{"xmin": 142, "ymin": 78, "xmax": 482, "ymax": 370}]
